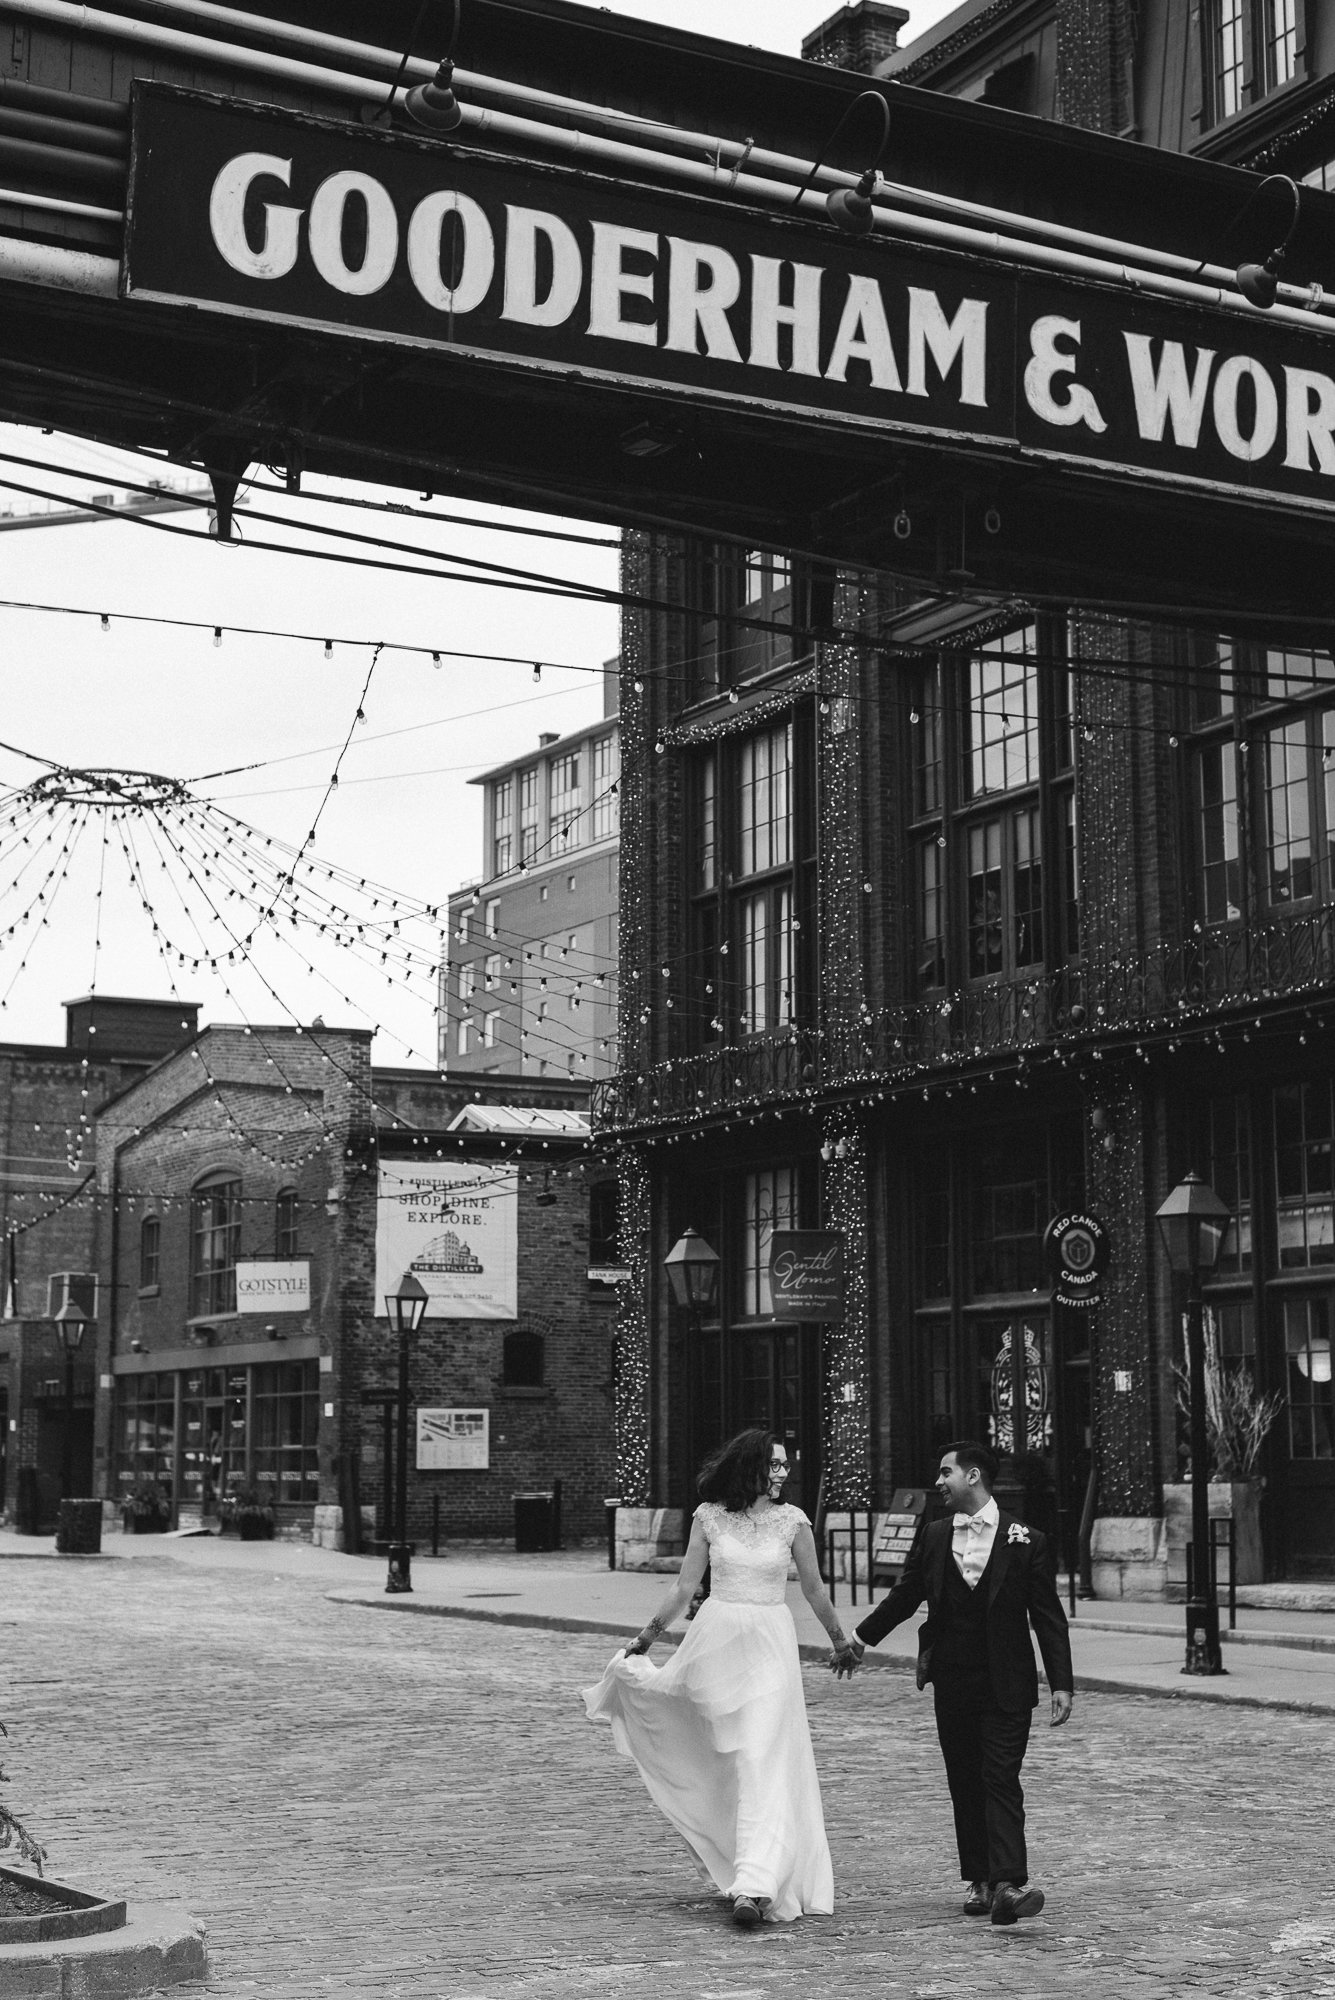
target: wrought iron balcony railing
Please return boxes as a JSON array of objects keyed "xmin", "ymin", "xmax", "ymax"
[{"xmin": 592, "ymin": 905, "xmax": 1335, "ymax": 1134}]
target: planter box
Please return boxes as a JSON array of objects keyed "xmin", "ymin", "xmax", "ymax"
[
  {"xmin": 0, "ymin": 1864, "xmax": 125, "ymax": 1944},
  {"xmin": 1162, "ymin": 1482, "xmax": 1264, "ymax": 1590}
]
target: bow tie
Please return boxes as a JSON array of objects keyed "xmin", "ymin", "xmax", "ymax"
[{"xmin": 954, "ymin": 1512, "xmax": 988, "ymax": 1530}]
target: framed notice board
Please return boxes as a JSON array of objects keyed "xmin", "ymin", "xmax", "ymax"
[{"xmin": 872, "ymin": 1489, "xmax": 929, "ymax": 1580}]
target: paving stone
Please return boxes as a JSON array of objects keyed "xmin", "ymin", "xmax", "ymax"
[{"xmin": 0, "ymin": 1553, "xmax": 1328, "ymax": 1996}]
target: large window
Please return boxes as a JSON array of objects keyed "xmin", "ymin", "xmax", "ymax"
[
  {"xmin": 190, "ymin": 1174, "xmax": 241, "ymax": 1318},
  {"xmin": 116, "ymin": 1374, "xmax": 174, "ymax": 1501},
  {"xmin": 251, "ymin": 1359, "xmax": 320, "ymax": 1505},
  {"xmin": 591, "ymin": 734, "xmax": 620, "ymax": 841},
  {"xmin": 139, "ymin": 1214, "xmax": 160, "ymax": 1292},
  {"xmin": 910, "ymin": 622, "xmax": 1076, "ymax": 992},
  {"xmin": 519, "ymin": 766, "xmax": 539, "ymax": 865},
  {"xmin": 740, "ymin": 1166, "xmax": 797, "ymax": 1317},
  {"xmin": 1186, "ymin": 642, "xmax": 1335, "ymax": 925},
  {"xmin": 275, "ymin": 1189, "xmax": 299, "ymax": 1259},
  {"xmin": 1275, "ymin": 1079, "xmax": 1335, "ymax": 1269},
  {"xmin": 492, "ymin": 777, "xmax": 513, "ymax": 877},
  {"xmin": 550, "ymin": 752, "xmax": 582, "ymax": 849},
  {"xmin": 689, "ymin": 717, "xmax": 814, "ymax": 1044},
  {"xmin": 687, "ymin": 544, "xmax": 800, "ymax": 697},
  {"xmin": 1203, "ymin": 0, "xmax": 1301, "ymax": 126}
]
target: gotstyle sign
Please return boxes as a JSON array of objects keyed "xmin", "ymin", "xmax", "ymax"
[{"xmin": 124, "ymin": 84, "xmax": 1335, "ymax": 513}]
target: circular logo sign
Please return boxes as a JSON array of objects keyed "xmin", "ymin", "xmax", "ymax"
[{"xmin": 1043, "ymin": 1211, "xmax": 1110, "ymax": 1309}]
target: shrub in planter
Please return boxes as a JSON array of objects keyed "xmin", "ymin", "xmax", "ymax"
[
  {"xmin": 231, "ymin": 1485, "xmax": 276, "ymax": 1541},
  {"xmin": 120, "ymin": 1481, "xmax": 171, "ymax": 1535},
  {"xmin": 0, "ymin": 1720, "xmax": 45, "ymax": 1876}
]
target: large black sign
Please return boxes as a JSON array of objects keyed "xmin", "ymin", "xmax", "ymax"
[{"xmin": 124, "ymin": 85, "xmax": 1335, "ymax": 520}]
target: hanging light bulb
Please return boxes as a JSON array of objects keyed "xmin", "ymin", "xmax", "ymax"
[
  {"xmin": 324, "ymin": 639, "xmax": 333, "ymax": 661},
  {"xmin": 533, "ymin": 662, "xmax": 542, "ymax": 682},
  {"xmin": 100, "ymin": 614, "xmax": 110, "ymax": 633},
  {"xmin": 213, "ymin": 627, "xmax": 223, "ymax": 648}
]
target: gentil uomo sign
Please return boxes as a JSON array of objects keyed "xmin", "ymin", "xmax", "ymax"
[{"xmin": 124, "ymin": 83, "xmax": 1335, "ymax": 517}]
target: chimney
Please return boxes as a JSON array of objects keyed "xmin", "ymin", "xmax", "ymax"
[
  {"xmin": 538, "ymin": 732, "xmax": 559, "ymax": 747},
  {"xmin": 802, "ymin": 2, "xmax": 910, "ymax": 72}
]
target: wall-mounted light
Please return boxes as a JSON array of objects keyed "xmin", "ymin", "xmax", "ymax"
[
  {"xmin": 1235, "ymin": 175, "xmax": 1302, "ymax": 309},
  {"xmin": 373, "ymin": 0, "xmax": 465, "ymax": 133},
  {"xmin": 535, "ymin": 1171, "xmax": 557, "ymax": 1208},
  {"xmin": 790, "ymin": 90, "xmax": 892, "ymax": 238}
]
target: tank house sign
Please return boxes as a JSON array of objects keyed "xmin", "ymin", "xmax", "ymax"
[{"xmin": 124, "ymin": 85, "xmax": 1335, "ymax": 514}]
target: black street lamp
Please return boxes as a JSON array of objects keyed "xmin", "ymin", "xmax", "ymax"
[
  {"xmin": 384, "ymin": 1271, "xmax": 428, "ymax": 1595},
  {"xmin": 1155, "ymin": 1172, "xmax": 1232, "ymax": 1676},
  {"xmin": 53, "ymin": 1299, "xmax": 90, "ymax": 1503},
  {"xmin": 664, "ymin": 1230, "xmax": 720, "ymax": 1503}
]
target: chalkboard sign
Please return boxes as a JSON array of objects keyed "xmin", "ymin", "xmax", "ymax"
[{"xmin": 768, "ymin": 1231, "xmax": 845, "ymax": 1321}]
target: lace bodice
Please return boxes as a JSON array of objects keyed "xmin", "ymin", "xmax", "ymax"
[{"xmin": 696, "ymin": 1501, "xmax": 807, "ymax": 1605}]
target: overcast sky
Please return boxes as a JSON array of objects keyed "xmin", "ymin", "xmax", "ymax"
[{"xmin": 0, "ymin": 0, "xmax": 957, "ymax": 1070}]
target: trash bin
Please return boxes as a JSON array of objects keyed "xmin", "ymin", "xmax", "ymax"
[
  {"xmin": 55, "ymin": 1498, "xmax": 103, "ymax": 1556},
  {"xmin": 514, "ymin": 1491, "xmax": 558, "ymax": 1553}
]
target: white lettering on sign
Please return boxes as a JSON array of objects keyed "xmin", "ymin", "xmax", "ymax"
[
  {"xmin": 1213, "ymin": 352, "xmax": 1278, "ymax": 462},
  {"xmin": 666, "ymin": 237, "xmax": 743, "ymax": 361},
  {"xmin": 587, "ymin": 220, "xmax": 659, "ymax": 345},
  {"xmin": 502, "ymin": 204, "xmax": 582, "ymax": 328},
  {"xmin": 825, "ymin": 274, "xmax": 902, "ymax": 390},
  {"xmin": 906, "ymin": 288, "xmax": 988, "ymax": 407},
  {"xmin": 748, "ymin": 255, "xmax": 823, "ymax": 376},
  {"xmin": 1024, "ymin": 315, "xmax": 1106, "ymax": 432},
  {"xmin": 1285, "ymin": 366, "xmax": 1335, "ymax": 473},
  {"xmin": 407, "ymin": 189, "xmax": 494, "ymax": 312},
  {"xmin": 209, "ymin": 152, "xmax": 301, "ymax": 280},
  {"xmin": 1123, "ymin": 335, "xmax": 1215, "ymax": 448},
  {"xmin": 308, "ymin": 170, "xmax": 399, "ymax": 297}
]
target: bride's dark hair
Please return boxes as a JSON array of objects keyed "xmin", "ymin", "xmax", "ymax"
[{"xmin": 696, "ymin": 1427, "xmax": 779, "ymax": 1512}]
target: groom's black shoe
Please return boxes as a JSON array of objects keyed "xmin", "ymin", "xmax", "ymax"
[
  {"xmin": 963, "ymin": 1881, "xmax": 991, "ymax": 1916},
  {"xmin": 991, "ymin": 1882, "xmax": 1045, "ymax": 1926},
  {"xmin": 731, "ymin": 1896, "xmax": 764, "ymax": 1929}
]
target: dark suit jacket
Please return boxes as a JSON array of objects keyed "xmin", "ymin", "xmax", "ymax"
[{"xmin": 855, "ymin": 1512, "xmax": 1074, "ymax": 1712}]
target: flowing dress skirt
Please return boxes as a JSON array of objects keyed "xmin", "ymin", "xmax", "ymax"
[{"xmin": 582, "ymin": 1596, "xmax": 834, "ymax": 1921}]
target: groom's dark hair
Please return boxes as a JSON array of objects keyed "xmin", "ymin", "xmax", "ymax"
[{"xmin": 943, "ymin": 1440, "xmax": 998, "ymax": 1490}]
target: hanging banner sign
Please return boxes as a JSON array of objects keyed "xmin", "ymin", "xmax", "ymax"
[
  {"xmin": 1043, "ymin": 1210, "xmax": 1111, "ymax": 1311},
  {"xmin": 768, "ymin": 1231, "xmax": 845, "ymax": 1322},
  {"xmin": 123, "ymin": 85, "xmax": 1335, "ymax": 517},
  {"xmin": 235, "ymin": 1259, "xmax": 311, "ymax": 1314},
  {"xmin": 376, "ymin": 1161, "xmax": 518, "ymax": 1320}
]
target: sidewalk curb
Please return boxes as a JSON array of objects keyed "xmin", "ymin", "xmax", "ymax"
[
  {"xmin": 1068, "ymin": 1614, "xmax": 1335, "ymax": 1655},
  {"xmin": 0, "ymin": 1900, "xmax": 205, "ymax": 1996},
  {"xmin": 327, "ymin": 1592, "xmax": 1335, "ymax": 1715}
]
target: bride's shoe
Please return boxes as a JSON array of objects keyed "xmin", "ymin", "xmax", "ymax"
[{"xmin": 731, "ymin": 1895, "xmax": 767, "ymax": 1928}]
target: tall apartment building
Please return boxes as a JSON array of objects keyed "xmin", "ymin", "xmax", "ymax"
[{"xmin": 441, "ymin": 666, "xmax": 620, "ymax": 1080}]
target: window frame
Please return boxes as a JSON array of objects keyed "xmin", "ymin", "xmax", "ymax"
[
  {"xmin": 139, "ymin": 1213, "xmax": 161, "ymax": 1294},
  {"xmin": 189, "ymin": 1172, "xmax": 242, "ymax": 1320},
  {"xmin": 275, "ymin": 1189, "xmax": 300, "ymax": 1260}
]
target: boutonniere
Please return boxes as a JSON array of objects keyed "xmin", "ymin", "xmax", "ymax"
[{"xmin": 1007, "ymin": 1524, "xmax": 1031, "ymax": 1545}]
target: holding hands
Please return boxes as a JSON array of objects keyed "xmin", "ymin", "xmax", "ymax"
[{"xmin": 828, "ymin": 1633, "xmax": 865, "ymax": 1680}]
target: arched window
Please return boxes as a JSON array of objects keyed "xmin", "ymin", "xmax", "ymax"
[
  {"xmin": 502, "ymin": 1330, "xmax": 545, "ymax": 1389},
  {"xmin": 275, "ymin": 1189, "xmax": 300, "ymax": 1259},
  {"xmin": 190, "ymin": 1173, "xmax": 241, "ymax": 1318},
  {"xmin": 139, "ymin": 1214, "xmax": 161, "ymax": 1292}
]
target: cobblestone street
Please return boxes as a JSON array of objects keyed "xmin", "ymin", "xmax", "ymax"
[{"xmin": 1, "ymin": 1548, "xmax": 1332, "ymax": 1999}]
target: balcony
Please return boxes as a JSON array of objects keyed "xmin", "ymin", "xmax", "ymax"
[{"xmin": 592, "ymin": 904, "xmax": 1335, "ymax": 1135}]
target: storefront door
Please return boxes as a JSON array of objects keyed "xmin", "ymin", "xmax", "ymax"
[
  {"xmin": 965, "ymin": 1313, "xmax": 1060, "ymax": 1538},
  {"xmin": 180, "ymin": 1368, "xmax": 247, "ymax": 1519},
  {"xmin": 1280, "ymin": 1295, "xmax": 1335, "ymax": 1576}
]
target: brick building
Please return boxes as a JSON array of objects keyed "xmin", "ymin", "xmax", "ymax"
[
  {"xmin": 0, "ymin": 996, "xmax": 199, "ymax": 1531},
  {"xmin": 442, "ymin": 670, "xmax": 620, "ymax": 1081},
  {"xmin": 94, "ymin": 1025, "xmax": 615, "ymax": 1544},
  {"xmin": 590, "ymin": 0, "xmax": 1335, "ymax": 1587}
]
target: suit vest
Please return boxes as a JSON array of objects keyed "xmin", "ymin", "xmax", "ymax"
[{"xmin": 933, "ymin": 1542, "xmax": 992, "ymax": 1682}]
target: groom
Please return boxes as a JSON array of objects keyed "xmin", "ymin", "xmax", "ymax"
[{"xmin": 844, "ymin": 1441, "xmax": 1073, "ymax": 1925}]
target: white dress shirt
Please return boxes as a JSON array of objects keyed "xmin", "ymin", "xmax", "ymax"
[{"xmin": 951, "ymin": 1496, "xmax": 1000, "ymax": 1589}]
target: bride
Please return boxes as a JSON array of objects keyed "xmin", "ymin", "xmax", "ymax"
[{"xmin": 583, "ymin": 1428, "xmax": 861, "ymax": 1927}]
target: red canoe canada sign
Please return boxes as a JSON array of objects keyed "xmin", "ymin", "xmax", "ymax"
[
  {"xmin": 767, "ymin": 1232, "xmax": 845, "ymax": 1322},
  {"xmin": 1043, "ymin": 1210, "xmax": 1111, "ymax": 1311}
]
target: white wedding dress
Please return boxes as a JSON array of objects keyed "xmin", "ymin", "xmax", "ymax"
[{"xmin": 583, "ymin": 1500, "xmax": 835, "ymax": 1921}]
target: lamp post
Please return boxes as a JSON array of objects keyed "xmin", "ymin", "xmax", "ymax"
[
  {"xmin": 53, "ymin": 1299, "xmax": 90, "ymax": 1502},
  {"xmin": 384, "ymin": 1271, "xmax": 428, "ymax": 1595},
  {"xmin": 664, "ymin": 1229, "xmax": 720, "ymax": 1499},
  {"xmin": 1155, "ymin": 1172, "xmax": 1232, "ymax": 1676}
]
